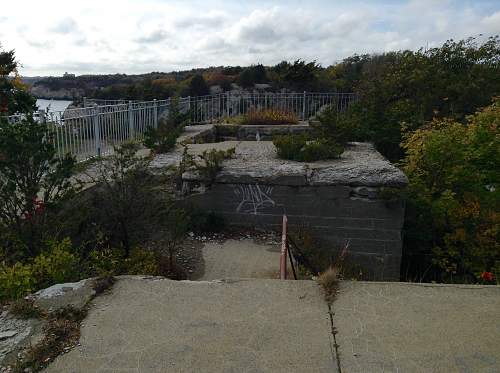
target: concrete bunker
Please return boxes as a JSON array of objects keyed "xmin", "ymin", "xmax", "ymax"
[{"xmin": 180, "ymin": 124, "xmax": 408, "ymax": 280}]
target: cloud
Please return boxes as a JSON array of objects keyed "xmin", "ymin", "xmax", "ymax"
[
  {"xmin": 174, "ymin": 12, "xmax": 228, "ymax": 29},
  {"xmin": 1, "ymin": 0, "xmax": 498, "ymax": 76},
  {"xmin": 49, "ymin": 17, "xmax": 78, "ymax": 35},
  {"xmin": 136, "ymin": 29, "xmax": 170, "ymax": 44}
]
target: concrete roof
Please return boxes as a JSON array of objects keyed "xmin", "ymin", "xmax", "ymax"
[{"xmin": 183, "ymin": 140, "xmax": 408, "ymax": 187}]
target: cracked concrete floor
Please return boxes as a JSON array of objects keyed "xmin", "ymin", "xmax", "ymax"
[
  {"xmin": 44, "ymin": 276, "xmax": 335, "ymax": 373},
  {"xmin": 333, "ymin": 282, "xmax": 500, "ymax": 373},
  {"xmin": 199, "ymin": 238, "xmax": 281, "ymax": 281},
  {"xmin": 42, "ymin": 277, "xmax": 500, "ymax": 373}
]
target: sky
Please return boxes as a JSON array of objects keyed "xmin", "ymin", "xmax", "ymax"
[{"xmin": 1, "ymin": 0, "xmax": 499, "ymax": 76}]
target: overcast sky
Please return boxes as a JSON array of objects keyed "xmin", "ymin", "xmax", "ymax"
[{"xmin": 1, "ymin": 0, "xmax": 499, "ymax": 76}]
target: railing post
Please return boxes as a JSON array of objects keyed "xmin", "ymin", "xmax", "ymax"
[
  {"xmin": 38, "ymin": 109, "xmax": 46, "ymax": 124},
  {"xmin": 128, "ymin": 101, "xmax": 134, "ymax": 140},
  {"xmin": 302, "ymin": 91, "xmax": 306, "ymax": 121},
  {"xmin": 186, "ymin": 96, "xmax": 191, "ymax": 124},
  {"xmin": 153, "ymin": 99, "xmax": 158, "ymax": 129},
  {"xmin": 226, "ymin": 92, "xmax": 230, "ymax": 117},
  {"xmin": 93, "ymin": 104, "xmax": 101, "ymax": 157},
  {"xmin": 280, "ymin": 215, "xmax": 288, "ymax": 280}
]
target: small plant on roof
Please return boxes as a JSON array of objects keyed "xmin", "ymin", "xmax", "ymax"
[{"xmin": 240, "ymin": 108, "xmax": 299, "ymax": 125}]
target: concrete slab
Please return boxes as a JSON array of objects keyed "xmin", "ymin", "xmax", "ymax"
[
  {"xmin": 200, "ymin": 238, "xmax": 281, "ymax": 280},
  {"xmin": 44, "ymin": 276, "xmax": 335, "ymax": 373},
  {"xmin": 333, "ymin": 282, "xmax": 500, "ymax": 373}
]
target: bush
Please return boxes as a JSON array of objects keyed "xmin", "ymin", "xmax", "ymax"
[
  {"xmin": 240, "ymin": 109, "xmax": 299, "ymax": 125},
  {"xmin": 32, "ymin": 238, "xmax": 80, "ymax": 288},
  {"xmin": 0, "ymin": 262, "xmax": 36, "ymax": 301},
  {"xmin": 187, "ymin": 209, "xmax": 225, "ymax": 234},
  {"xmin": 0, "ymin": 238, "xmax": 81, "ymax": 302},
  {"xmin": 312, "ymin": 104, "xmax": 361, "ymax": 145},
  {"xmin": 89, "ymin": 247, "xmax": 124, "ymax": 277},
  {"xmin": 124, "ymin": 247, "xmax": 160, "ymax": 275},
  {"xmin": 300, "ymin": 139, "xmax": 344, "ymax": 162},
  {"xmin": 143, "ymin": 96, "xmax": 187, "ymax": 153},
  {"xmin": 402, "ymin": 98, "xmax": 500, "ymax": 283},
  {"xmin": 84, "ymin": 141, "xmax": 164, "ymax": 255},
  {"xmin": 273, "ymin": 134, "xmax": 343, "ymax": 162}
]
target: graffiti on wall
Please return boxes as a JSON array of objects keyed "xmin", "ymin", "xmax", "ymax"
[{"xmin": 234, "ymin": 184, "xmax": 275, "ymax": 215}]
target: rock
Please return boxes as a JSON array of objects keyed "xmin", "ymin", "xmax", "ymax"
[
  {"xmin": 0, "ymin": 311, "xmax": 44, "ymax": 367},
  {"xmin": 0, "ymin": 331, "xmax": 17, "ymax": 340},
  {"xmin": 27, "ymin": 278, "xmax": 96, "ymax": 313}
]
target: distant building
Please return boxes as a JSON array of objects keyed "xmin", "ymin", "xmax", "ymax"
[{"xmin": 63, "ymin": 72, "xmax": 75, "ymax": 78}]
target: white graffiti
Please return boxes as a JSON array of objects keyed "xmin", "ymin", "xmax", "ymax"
[{"xmin": 234, "ymin": 184, "xmax": 275, "ymax": 215}]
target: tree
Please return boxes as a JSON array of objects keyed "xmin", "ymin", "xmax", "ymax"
[
  {"xmin": 283, "ymin": 59, "xmax": 320, "ymax": 91},
  {"xmin": 340, "ymin": 36, "xmax": 500, "ymax": 161},
  {"xmin": 237, "ymin": 68, "xmax": 255, "ymax": 88},
  {"xmin": 189, "ymin": 74, "xmax": 209, "ymax": 96},
  {"xmin": 0, "ymin": 47, "xmax": 75, "ymax": 260},
  {"xmin": 401, "ymin": 98, "xmax": 500, "ymax": 283},
  {"xmin": 0, "ymin": 45, "xmax": 36, "ymax": 115}
]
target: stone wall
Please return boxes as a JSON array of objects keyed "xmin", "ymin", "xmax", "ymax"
[{"xmin": 183, "ymin": 183, "xmax": 404, "ymax": 280}]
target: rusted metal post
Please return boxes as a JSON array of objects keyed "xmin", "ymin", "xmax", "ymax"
[{"xmin": 280, "ymin": 215, "xmax": 288, "ymax": 280}]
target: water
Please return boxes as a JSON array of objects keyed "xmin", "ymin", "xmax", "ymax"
[{"xmin": 36, "ymin": 99, "xmax": 73, "ymax": 113}]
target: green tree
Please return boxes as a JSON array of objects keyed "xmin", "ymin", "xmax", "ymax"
[
  {"xmin": 0, "ymin": 47, "xmax": 76, "ymax": 260},
  {"xmin": 282, "ymin": 59, "xmax": 320, "ymax": 91},
  {"xmin": 0, "ymin": 45, "xmax": 36, "ymax": 115},
  {"xmin": 401, "ymin": 98, "xmax": 500, "ymax": 283},
  {"xmin": 189, "ymin": 74, "xmax": 209, "ymax": 96},
  {"xmin": 339, "ymin": 36, "xmax": 500, "ymax": 161}
]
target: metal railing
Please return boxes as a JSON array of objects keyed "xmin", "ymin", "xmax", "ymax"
[{"xmin": 6, "ymin": 92, "xmax": 357, "ymax": 162}]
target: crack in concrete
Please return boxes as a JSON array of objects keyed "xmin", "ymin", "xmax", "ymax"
[{"xmin": 327, "ymin": 303, "xmax": 342, "ymax": 373}]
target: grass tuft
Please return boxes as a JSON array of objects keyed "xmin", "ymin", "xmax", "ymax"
[{"xmin": 317, "ymin": 266, "xmax": 340, "ymax": 304}]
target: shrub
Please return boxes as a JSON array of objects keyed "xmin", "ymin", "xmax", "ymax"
[
  {"xmin": 0, "ymin": 262, "xmax": 36, "ymax": 301},
  {"xmin": 187, "ymin": 209, "xmax": 226, "ymax": 234},
  {"xmin": 84, "ymin": 141, "xmax": 164, "ymax": 256},
  {"xmin": 196, "ymin": 148, "xmax": 235, "ymax": 182},
  {"xmin": 312, "ymin": 104, "xmax": 361, "ymax": 146},
  {"xmin": 32, "ymin": 238, "xmax": 80, "ymax": 288},
  {"xmin": 143, "ymin": 96, "xmax": 188, "ymax": 153},
  {"xmin": 273, "ymin": 134, "xmax": 343, "ymax": 162},
  {"xmin": 89, "ymin": 247, "xmax": 124, "ymax": 277},
  {"xmin": 0, "ymin": 238, "xmax": 80, "ymax": 302},
  {"xmin": 164, "ymin": 208, "xmax": 189, "ymax": 271},
  {"xmin": 273, "ymin": 133, "xmax": 306, "ymax": 160},
  {"xmin": 240, "ymin": 109, "xmax": 299, "ymax": 125},
  {"xmin": 124, "ymin": 247, "xmax": 159, "ymax": 275},
  {"xmin": 300, "ymin": 139, "xmax": 344, "ymax": 162},
  {"xmin": 402, "ymin": 98, "xmax": 500, "ymax": 283}
]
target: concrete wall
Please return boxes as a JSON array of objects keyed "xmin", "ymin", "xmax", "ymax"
[{"xmin": 183, "ymin": 182, "xmax": 404, "ymax": 280}]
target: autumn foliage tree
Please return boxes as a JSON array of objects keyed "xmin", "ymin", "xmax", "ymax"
[{"xmin": 401, "ymin": 98, "xmax": 499, "ymax": 283}]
